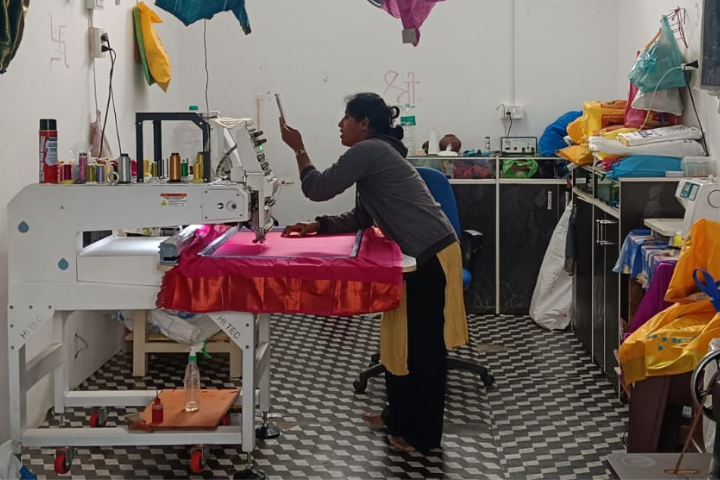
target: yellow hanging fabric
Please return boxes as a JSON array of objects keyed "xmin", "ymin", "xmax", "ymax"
[
  {"xmin": 136, "ymin": 2, "xmax": 172, "ymax": 91},
  {"xmin": 380, "ymin": 243, "xmax": 468, "ymax": 376}
]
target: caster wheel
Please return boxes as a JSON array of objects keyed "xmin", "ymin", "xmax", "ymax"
[
  {"xmin": 353, "ymin": 378, "xmax": 367, "ymax": 394},
  {"xmin": 222, "ymin": 412, "xmax": 232, "ymax": 426},
  {"xmin": 54, "ymin": 448, "xmax": 74, "ymax": 475},
  {"xmin": 233, "ymin": 468, "xmax": 267, "ymax": 479},
  {"xmin": 89, "ymin": 408, "xmax": 108, "ymax": 428},
  {"xmin": 255, "ymin": 423, "xmax": 280, "ymax": 439},
  {"xmin": 481, "ymin": 373, "xmax": 495, "ymax": 387},
  {"xmin": 189, "ymin": 446, "xmax": 208, "ymax": 474}
]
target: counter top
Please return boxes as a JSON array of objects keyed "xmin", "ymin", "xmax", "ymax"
[{"xmin": 644, "ymin": 218, "xmax": 683, "ymax": 237}]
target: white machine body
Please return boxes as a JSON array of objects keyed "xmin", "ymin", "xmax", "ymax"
[
  {"xmin": 4, "ymin": 115, "xmax": 280, "ymax": 467},
  {"xmin": 675, "ymin": 177, "xmax": 720, "ymax": 237}
]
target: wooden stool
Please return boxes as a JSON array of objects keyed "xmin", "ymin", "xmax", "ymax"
[{"xmin": 126, "ymin": 310, "xmax": 243, "ymax": 378}]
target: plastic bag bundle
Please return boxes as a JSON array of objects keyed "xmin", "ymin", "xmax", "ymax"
[
  {"xmin": 628, "ymin": 16, "xmax": 687, "ymax": 92},
  {"xmin": 529, "ymin": 205, "xmax": 573, "ymax": 330}
]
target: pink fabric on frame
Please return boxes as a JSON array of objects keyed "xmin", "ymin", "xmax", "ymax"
[
  {"xmin": 181, "ymin": 227, "xmax": 402, "ymax": 285},
  {"xmin": 156, "ymin": 226, "xmax": 404, "ymax": 315},
  {"xmin": 212, "ymin": 231, "xmax": 359, "ymax": 259},
  {"xmin": 382, "ymin": 0, "xmax": 445, "ymax": 46}
]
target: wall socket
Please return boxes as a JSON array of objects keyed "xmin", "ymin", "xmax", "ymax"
[
  {"xmin": 498, "ymin": 105, "xmax": 525, "ymax": 120},
  {"xmin": 89, "ymin": 27, "xmax": 106, "ymax": 59}
]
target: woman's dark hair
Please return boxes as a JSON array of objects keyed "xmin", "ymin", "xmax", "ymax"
[{"xmin": 346, "ymin": 93, "xmax": 404, "ymax": 140}]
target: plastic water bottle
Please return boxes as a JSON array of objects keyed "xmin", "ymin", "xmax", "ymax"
[
  {"xmin": 184, "ymin": 351, "xmax": 201, "ymax": 412},
  {"xmin": 400, "ymin": 104, "xmax": 416, "ymax": 153},
  {"xmin": 173, "ymin": 105, "xmax": 204, "ymax": 167}
]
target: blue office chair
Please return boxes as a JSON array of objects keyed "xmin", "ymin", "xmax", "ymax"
[{"xmin": 352, "ymin": 167, "xmax": 495, "ymax": 393}]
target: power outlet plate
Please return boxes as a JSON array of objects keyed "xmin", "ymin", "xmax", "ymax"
[
  {"xmin": 89, "ymin": 27, "xmax": 106, "ymax": 59},
  {"xmin": 498, "ymin": 105, "xmax": 525, "ymax": 120},
  {"xmin": 86, "ymin": 0, "xmax": 104, "ymax": 9}
]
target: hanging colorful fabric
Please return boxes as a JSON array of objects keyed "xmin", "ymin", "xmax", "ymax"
[
  {"xmin": 154, "ymin": 0, "xmax": 251, "ymax": 34},
  {"xmin": 380, "ymin": 0, "xmax": 446, "ymax": 46},
  {"xmin": 133, "ymin": 5, "xmax": 155, "ymax": 86},
  {"xmin": 137, "ymin": 2, "xmax": 172, "ymax": 91},
  {"xmin": 0, "ymin": 0, "xmax": 29, "ymax": 73}
]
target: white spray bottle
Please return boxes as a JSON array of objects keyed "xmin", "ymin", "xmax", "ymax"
[{"xmin": 184, "ymin": 342, "xmax": 209, "ymax": 412}]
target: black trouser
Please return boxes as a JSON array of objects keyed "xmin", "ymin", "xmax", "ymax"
[{"xmin": 382, "ymin": 254, "xmax": 448, "ymax": 452}]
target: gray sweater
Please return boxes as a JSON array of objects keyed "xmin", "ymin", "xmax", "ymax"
[{"xmin": 300, "ymin": 135, "xmax": 457, "ymax": 265}]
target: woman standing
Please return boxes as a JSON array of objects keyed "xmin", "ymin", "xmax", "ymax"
[{"xmin": 279, "ymin": 92, "xmax": 468, "ymax": 452}]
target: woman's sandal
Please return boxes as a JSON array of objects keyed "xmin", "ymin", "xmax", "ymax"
[
  {"xmin": 361, "ymin": 412, "xmax": 386, "ymax": 430},
  {"xmin": 388, "ymin": 435, "xmax": 416, "ymax": 452}
]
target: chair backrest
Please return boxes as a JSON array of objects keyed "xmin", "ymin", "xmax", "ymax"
[{"xmin": 416, "ymin": 167, "xmax": 462, "ymax": 237}]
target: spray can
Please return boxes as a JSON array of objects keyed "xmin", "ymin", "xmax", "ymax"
[{"xmin": 39, "ymin": 119, "xmax": 58, "ymax": 184}]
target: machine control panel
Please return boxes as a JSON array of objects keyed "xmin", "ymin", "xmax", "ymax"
[{"xmin": 678, "ymin": 180, "xmax": 701, "ymax": 202}]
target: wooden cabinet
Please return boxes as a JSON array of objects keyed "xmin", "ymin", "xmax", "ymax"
[
  {"xmin": 571, "ymin": 167, "xmax": 684, "ymax": 384},
  {"xmin": 412, "ymin": 156, "xmax": 568, "ymax": 315},
  {"xmin": 498, "ymin": 184, "xmax": 563, "ymax": 314},
  {"xmin": 453, "ymin": 184, "xmax": 496, "ymax": 314}
]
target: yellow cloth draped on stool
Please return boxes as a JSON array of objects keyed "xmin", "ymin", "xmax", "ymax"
[{"xmin": 380, "ymin": 242, "xmax": 469, "ymax": 376}]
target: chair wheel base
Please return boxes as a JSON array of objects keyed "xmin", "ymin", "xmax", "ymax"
[{"xmin": 353, "ymin": 378, "xmax": 368, "ymax": 394}]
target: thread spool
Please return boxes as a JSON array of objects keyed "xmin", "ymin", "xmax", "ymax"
[
  {"xmin": 78, "ymin": 153, "xmax": 88, "ymax": 183},
  {"xmin": 169, "ymin": 153, "xmax": 181, "ymax": 182},
  {"xmin": 193, "ymin": 152, "xmax": 204, "ymax": 183},
  {"xmin": 151, "ymin": 162, "xmax": 158, "ymax": 178},
  {"xmin": 95, "ymin": 164, "xmax": 106, "ymax": 185},
  {"xmin": 86, "ymin": 164, "xmax": 97, "ymax": 183},
  {"xmin": 181, "ymin": 159, "xmax": 189, "ymax": 178},
  {"xmin": 60, "ymin": 163, "xmax": 73, "ymax": 184},
  {"xmin": 118, "ymin": 154, "xmax": 132, "ymax": 184}
]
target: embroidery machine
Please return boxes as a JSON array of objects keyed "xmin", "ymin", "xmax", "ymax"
[
  {"xmin": 675, "ymin": 177, "xmax": 720, "ymax": 238},
  {"xmin": 6, "ymin": 112, "xmax": 281, "ymax": 478}
]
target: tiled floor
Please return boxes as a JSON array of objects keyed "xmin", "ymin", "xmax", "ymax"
[{"xmin": 25, "ymin": 314, "xmax": 627, "ymax": 479}]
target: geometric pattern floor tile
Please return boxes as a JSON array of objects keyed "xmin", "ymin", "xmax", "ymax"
[{"xmin": 23, "ymin": 314, "xmax": 628, "ymax": 479}]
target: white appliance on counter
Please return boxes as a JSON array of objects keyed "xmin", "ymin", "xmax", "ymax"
[{"xmin": 676, "ymin": 177, "xmax": 720, "ymax": 237}]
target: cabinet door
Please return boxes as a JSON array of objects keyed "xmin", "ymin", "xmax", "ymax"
[
  {"xmin": 593, "ymin": 209, "xmax": 620, "ymax": 378},
  {"xmin": 499, "ymin": 184, "xmax": 560, "ymax": 314},
  {"xmin": 573, "ymin": 197, "xmax": 593, "ymax": 353},
  {"xmin": 592, "ymin": 209, "xmax": 606, "ymax": 368},
  {"xmin": 604, "ymin": 238, "xmax": 620, "ymax": 384},
  {"xmin": 452, "ymin": 184, "xmax": 496, "ymax": 314}
]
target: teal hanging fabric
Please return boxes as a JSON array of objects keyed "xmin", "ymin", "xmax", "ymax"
[
  {"xmin": 0, "ymin": 0, "xmax": 30, "ymax": 73},
  {"xmin": 155, "ymin": 0, "xmax": 251, "ymax": 34}
]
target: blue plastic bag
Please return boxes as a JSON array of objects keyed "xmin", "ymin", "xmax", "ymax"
[
  {"xmin": 628, "ymin": 16, "xmax": 686, "ymax": 92},
  {"xmin": 606, "ymin": 155, "xmax": 681, "ymax": 179},
  {"xmin": 539, "ymin": 110, "xmax": 582, "ymax": 156}
]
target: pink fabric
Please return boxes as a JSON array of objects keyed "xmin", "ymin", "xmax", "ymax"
[
  {"xmin": 174, "ymin": 225, "xmax": 403, "ymax": 286},
  {"xmin": 624, "ymin": 261, "xmax": 677, "ymax": 342},
  {"xmin": 212, "ymin": 232, "xmax": 358, "ymax": 259},
  {"xmin": 382, "ymin": 0, "xmax": 445, "ymax": 46},
  {"xmin": 156, "ymin": 226, "xmax": 404, "ymax": 315}
]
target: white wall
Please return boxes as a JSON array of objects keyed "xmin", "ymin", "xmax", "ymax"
[
  {"xmin": 0, "ymin": 0, "xmax": 627, "ymax": 443},
  {"xmin": 0, "ymin": 2, "xmax": 182, "ymax": 442},
  {"xmin": 617, "ymin": 0, "xmax": 720, "ymax": 161},
  {"xmin": 172, "ymin": 0, "xmax": 621, "ymax": 224}
]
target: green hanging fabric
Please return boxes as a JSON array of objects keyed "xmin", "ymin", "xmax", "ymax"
[{"xmin": 0, "ymin": 0, "xmax": 30, "ymax": 73}]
